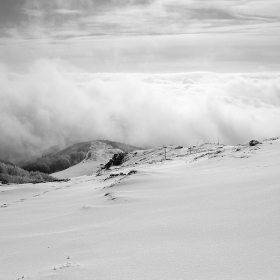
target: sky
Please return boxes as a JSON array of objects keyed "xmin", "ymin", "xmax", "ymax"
[
  {"xmin": 0, "ymin": 0, "xmax": 280, "ymax": 163},
  {"xmin": 1, "ymin": 0, "xmax": 280, "ymax": 72}
]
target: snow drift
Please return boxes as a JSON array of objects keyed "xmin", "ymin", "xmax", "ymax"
[{"xmin": 1, "ymin": 137, "xmax": 280, "ymax": 279}]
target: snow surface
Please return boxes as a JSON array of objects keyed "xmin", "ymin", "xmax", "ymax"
[{"xmin": 1, "ymin": 138, "xmax": 280, "ymax": 279}]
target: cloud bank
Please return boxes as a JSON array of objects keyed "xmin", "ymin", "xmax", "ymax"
[
  {"xmin": 1, "ymin": 59, "xmax": 280, "ymax": 163},
  {"xmin": 1, "ymin": 1, "xmax": 280, "ymax": 73},
  {"xmin": 3, "ymin": 0, "xmax": 280, "ymax": 39}
]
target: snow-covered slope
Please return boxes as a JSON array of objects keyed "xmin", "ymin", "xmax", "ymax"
[
  {"xmin": 52, "ymin": 141, "xmax": 123, "ymax": 178},
  {"xmin": 1, "ymin": 138, "xmax": 280, "ymax": 280}
]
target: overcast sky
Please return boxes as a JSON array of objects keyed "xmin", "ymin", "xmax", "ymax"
[
  {"xmin": 1, "ymin": 0, "xmax": 280, "ymax": 72},
  {"xmin": 1, "ymin": 1, "xmax": 280, "ymax": 162}
]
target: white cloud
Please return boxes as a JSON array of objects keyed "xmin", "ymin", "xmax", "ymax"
[
  {"xmin": 1, "ymin": 59, "xmax": 280, "ymax": 163},
  {"xmin": 0, "ymin": 0, "xmax": 279, "ymax": 74}
]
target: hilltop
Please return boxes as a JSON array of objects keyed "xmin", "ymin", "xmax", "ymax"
[
  {"xmin": 22, "ymin": 140, "xmax": 141, "ymax": 178},
  {"xmin": 1, "ymin": 137, "xmax": 280, "ymax": 279}
]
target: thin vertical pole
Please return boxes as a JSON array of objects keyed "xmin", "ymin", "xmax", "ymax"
[{"xmin": 163, "ymin": 146, "xmax": 167, "ymax": 160}]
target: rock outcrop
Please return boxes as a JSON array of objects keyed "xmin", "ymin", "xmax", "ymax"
[
  {"xmin": 249, "ymin": 140, "xmax": 261, "ymax": 146},
  {"xmin": 103, "ymin": 152, "xmax": 128, "ymax": 170}
]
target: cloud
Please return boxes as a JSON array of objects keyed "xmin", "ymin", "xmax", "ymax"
[
  {"xmin": 164, "ymin": 4, "xmax": 238, "ymax": 20},
  {"xmin": 1, "ymin": 59, "xmax": 280, "ymax": 163},
  {"xmin": 2, "ymin": 0, "xmax": 280, "ymax": 41},
  {"xmin": 0, "ymin": 0, "xmax": 279, "ymax": 76},
  {"xmin": 2, "ymin": 32, "xmax": 280, "ymax": 75},
  {"xmin": 0, "ymin": 0, "xmax": 26, "ymax": 27},
  {"xmin": 55, "ymin": 9, "xmax": 82, "ymax": 15}
]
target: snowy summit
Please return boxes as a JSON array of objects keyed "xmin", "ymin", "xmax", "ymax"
[{"xmin": 1, "ymin": 137, "xmax": 280, "ymax": 279}]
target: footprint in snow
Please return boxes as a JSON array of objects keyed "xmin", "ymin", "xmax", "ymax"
[
  {"xmin": 1, "ymin": 203, "xmax": 9, "ymax": 208},
  {"xmin": 53, "ymin": 262, "xmax": 79, "ymax": 270},
  {"xmin": 82, "ymin": 205, "xmax": 92, "ymax": 210},
  {"xmin": 104, "ymin": 192, "xmax": 117, "ymax": 201},
  {"xmin": 15, "ymin": 198, "xmax": 27, "ymax": 203}
]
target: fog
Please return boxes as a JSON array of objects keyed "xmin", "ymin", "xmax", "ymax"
[{"xmin": 1, "ymin": 59, "xmax": 280, "ymax": 163}]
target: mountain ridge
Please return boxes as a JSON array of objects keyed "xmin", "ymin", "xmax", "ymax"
[{"xmin": 22, "ymin": 140, "xmax": 142, "ymax": 176}]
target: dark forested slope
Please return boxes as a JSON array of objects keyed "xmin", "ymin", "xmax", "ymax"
[
  {"xmin": 0, "ymin": 160, "xmax": 57, "ymax": 184},
  {"xmin": 22, "ymin": 142, "xmax": 91, "ymax": 174}
]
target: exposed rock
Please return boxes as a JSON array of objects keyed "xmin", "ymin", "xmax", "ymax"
[
  {"xmin": 249, "ymin": 140, "xmax": 261, "ymax": 146},
  {"xmin": 103, "ymin": 152, "xmax": 128, "ymax": 170},
  {"xmin": 104, "ymin": 173, "xmax": 120, "ymax": 180},
  {"xmin": 128, "ymin": 170, "xmax": 137, "ymax": 175},
  {"xmin": 174, "ymin": 146, "xmax": 183, "ymax": 149}
]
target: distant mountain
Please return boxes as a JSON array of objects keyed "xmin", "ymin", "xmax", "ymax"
[
  {"xmin": 51, "ymin": 141, "xmax": 123, "ymax": 179},
  {"xmin": 22, "ymin": 140, "xmax": 141, "ymax": 175},
  {"xmin": 22, "ymin": 141, "xmax": 91, "ymax": 174}
]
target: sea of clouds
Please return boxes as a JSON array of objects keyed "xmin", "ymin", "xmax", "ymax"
[{"xmin": 1, "ymin": 59, "xmax": 280, "ymax": 163}]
